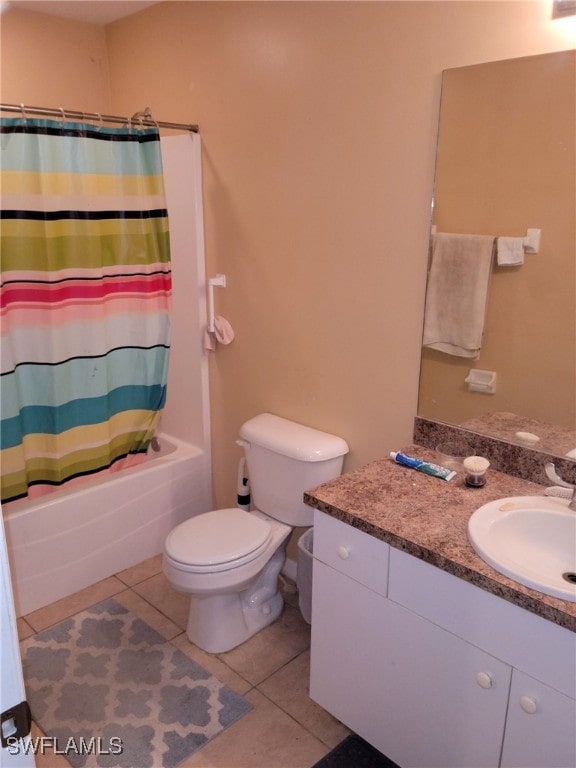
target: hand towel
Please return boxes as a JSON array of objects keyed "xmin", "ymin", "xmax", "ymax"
[
  {"xmin": 204, "ymin": 315, "xmax": 235, "ymax": 352},
  {"xmin": 496, "ymin": 236, "xmax": 524, "ymax": 266},
  {"xmin": 423, "ymin": 233, "xmax": 495, "ymax": 359}
]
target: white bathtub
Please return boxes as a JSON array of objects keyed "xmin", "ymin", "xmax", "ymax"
[{"xmin": 2, "ymin": 433, "xmax": 212, "ymax": 617}]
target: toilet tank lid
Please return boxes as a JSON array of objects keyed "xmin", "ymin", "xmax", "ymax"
[{"xmin": 239, "ymin": 413, "xmax": 349, "ymax": 462}]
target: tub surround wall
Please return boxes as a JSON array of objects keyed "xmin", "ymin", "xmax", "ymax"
[
  {"xmin": 304, "ymin": 448, "xmax": 575, "ymax": 631},
  {"xmin": 414, "ymin": 417, "xmax": 576, "ymax": 486},
  {"xmin": 159, "ymin": 134, "xmax": 211, "ymax": 453}
]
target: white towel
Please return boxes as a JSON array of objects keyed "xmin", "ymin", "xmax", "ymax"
[
  {"xmin": 497, "ymin": 236, "xmax": 524, "ymax": 266},
  {"xmin": 423, "ymin": 233, "xmax": 495, "ymax": 359},
  {"xmin": 204, "ymin": 315, "xmax": 235, "ymax": 352}
]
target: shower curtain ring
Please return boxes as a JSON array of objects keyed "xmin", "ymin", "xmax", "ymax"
[
  {"xmin": 20, "ymin": 103, "xmax": 28, "ymax": 126},
  {"xmin": 131, "ymin": 108, "xmax": 155, "ymax": 131}
]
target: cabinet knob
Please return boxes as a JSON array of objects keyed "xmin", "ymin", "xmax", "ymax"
[
  {"xmin": 520, "ymin": 695, "xmax": 538, "ymax": 714},
  {"xmin": 337, "ymin": 545, "xmax": 350, "ymax": 560},
  {"xmin": 475, "ymin": 672, "xmax": 493, "ymax": 689}
]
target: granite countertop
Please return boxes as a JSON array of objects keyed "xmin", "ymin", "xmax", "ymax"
[
  {"xmin": 460, "ymin": 411, "xmax": 576, "ymax": 459},
  {"xmin": 304, "ymin": 445, "xmax": 576, "ymax": 633}
]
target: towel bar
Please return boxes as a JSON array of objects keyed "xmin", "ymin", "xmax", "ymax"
[
  {"xmin": 522, "ymin": 228, "xmax": 541, "ymax": 254},
  {"xmin": 207, "ymin": 274, "xmax": 226, "ymax": 333},
  {"xmin": 432, "ymin": 227, "xmax": 541, "ymax": 254}
]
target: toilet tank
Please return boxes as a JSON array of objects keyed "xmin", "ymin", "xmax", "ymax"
[{"xmin": 239, "ymin": 413, "xmax": 349, "ymax": 527}]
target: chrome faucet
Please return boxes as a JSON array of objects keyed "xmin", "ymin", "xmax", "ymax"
[{"xmin": 545, "ymin": 463, "xmax": 576, "ymax": 511}]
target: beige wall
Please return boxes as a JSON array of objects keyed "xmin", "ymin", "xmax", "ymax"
[
  {"xmin": 1, "ymin": 2, "xmax": 573, "ymax": 516},
  {"xmin": 0, "ymin": 7, "xmax": 111, "ymax": 112}
]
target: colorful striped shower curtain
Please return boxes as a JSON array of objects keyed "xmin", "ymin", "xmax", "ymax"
[{"xmin": 0, "ymin": 118, "xmax": 172, "ymax": 504}]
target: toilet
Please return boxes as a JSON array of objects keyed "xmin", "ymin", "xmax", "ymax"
[{"xmin": 163, "ymin": 413, "xmax": 348, "ymax": 653}]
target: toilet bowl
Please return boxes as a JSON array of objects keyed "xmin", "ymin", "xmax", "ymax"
[
  {"xmin": 164, "ymin": 508, "xmax": 291, "ymax": 653},
  {"xmin": 163, "ymin": 413, "xmax": 348, "ymax": 653}
]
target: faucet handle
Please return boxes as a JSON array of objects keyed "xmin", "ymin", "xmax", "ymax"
[{"xmin": 545, "ymin": 462, "xmax": 575, "ymax": 489}]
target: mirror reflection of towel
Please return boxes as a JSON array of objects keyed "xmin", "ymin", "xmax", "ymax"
[
  {"xmin": 423, "ymin": 233, "xmax": 495, "ymax": 359},
  {"xmin": 497, "ymin": 236, "xmax": 524, "ymax": 266}
]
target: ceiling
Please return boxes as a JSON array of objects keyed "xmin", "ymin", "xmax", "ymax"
[{"xmin": 5, "ymin": 1, "xmax": 160, "ymax": 25}]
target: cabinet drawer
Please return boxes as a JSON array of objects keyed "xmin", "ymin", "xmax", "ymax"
[
  {"xmin": 313, "ymin": 510, "xmax": 389, "ymax": 596},
  {"xmin": 388, "ymin": 547, "xmax": 576, "ymax": 698}
]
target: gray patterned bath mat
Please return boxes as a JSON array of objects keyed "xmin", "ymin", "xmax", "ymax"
[{"xmin": 21, "ymin": 598, "xmax": 252, "ymax": 768}]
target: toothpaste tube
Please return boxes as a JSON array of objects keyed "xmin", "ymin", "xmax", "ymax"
[{"xmin": 390, "ymin": 451, "xmax": 456, "ymax": 482}]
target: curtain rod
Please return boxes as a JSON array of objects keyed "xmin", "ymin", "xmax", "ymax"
[{"xmin": 0, "ymin": 103, "xmax": 199, "ymax": 133}]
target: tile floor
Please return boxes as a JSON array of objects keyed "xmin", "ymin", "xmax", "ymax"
[{"xmin": 17, "ymin": 555, "xmax": 351, "ymax": 768}]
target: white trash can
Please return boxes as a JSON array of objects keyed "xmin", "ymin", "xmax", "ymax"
[{"xmin": 297, "ymin": 527, "xmax": 314, "ymax": 624}]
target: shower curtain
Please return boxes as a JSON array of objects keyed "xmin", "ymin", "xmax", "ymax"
[{"xmin": 0, "ymin": 117, "xmax": 172, "ymax": 504}]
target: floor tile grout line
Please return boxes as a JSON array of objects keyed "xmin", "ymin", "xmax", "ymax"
[
  {"xmin": 250, "ymin": 645, "xmax": 311, "ymax": 690},
  {"xmin": 20, "ymin": 582, "xmax": 127, "ymax": 636},
  {"xmin": 254, "ymin": 684, "xmax": 336, "ymax": 752},
  {"xmin": 127, "ymin": 584, "xmax": 189, "ymax": 636}
]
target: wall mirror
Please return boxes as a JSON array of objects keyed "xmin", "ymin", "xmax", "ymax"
[{"xmin": 418, "ymin": 50, "xmax": 576, "ymax": 461}]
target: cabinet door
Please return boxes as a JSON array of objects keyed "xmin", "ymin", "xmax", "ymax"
[
  {"xmin": 501, "ymin": 669, "xmax": 576, "ymax": 768},
  {"xmin": 310, "ymin": 560, "xmax": 511, "ymax": 768}
]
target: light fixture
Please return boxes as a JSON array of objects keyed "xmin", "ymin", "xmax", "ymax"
[{"xmin": 553, "ymin": 0, "xmax": 576, "ymax": 18}]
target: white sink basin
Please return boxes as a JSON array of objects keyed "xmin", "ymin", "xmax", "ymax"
[{"xmin": 468, "ymin": 496, "xmax": 576, "ymax": 602}]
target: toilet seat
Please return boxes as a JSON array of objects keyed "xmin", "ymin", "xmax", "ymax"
[{"xmin": 165, "ymin": 508, "xmax": 273, "ymax": 573}]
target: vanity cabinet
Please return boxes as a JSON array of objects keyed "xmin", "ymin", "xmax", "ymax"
[
  {"xmin": 312, "ymin": 560, "xmax": 511, "ymax": 767},
  {"xmin": 310, "ymin": 511, "xmax": 576, "ymax": 768},
  {"xmin": 501, "ymin": 670, "xmax": 576, "ymax": 768}
]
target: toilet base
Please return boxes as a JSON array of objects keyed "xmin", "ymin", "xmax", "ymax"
[
  {"xmin": 187, "ymin": 590, "xmax": 284, "ymax": 653},
  {"xmin": 185, "ymin": 545, "xmax": 287, "ymax": 653}
]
